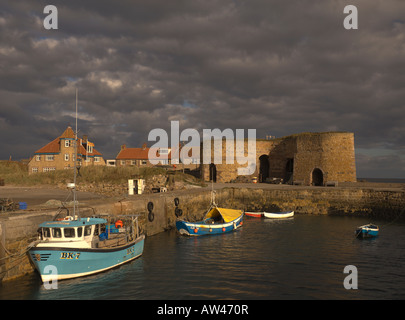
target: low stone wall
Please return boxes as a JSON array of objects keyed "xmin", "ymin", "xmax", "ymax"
[{"xmin": 1, "ymin": 185, "xmax": 404, "ymax": 282}]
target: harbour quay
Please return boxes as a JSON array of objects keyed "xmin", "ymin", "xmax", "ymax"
[{"xmin": 0, "ymin": 182, "xmax": 404, "ymax": 282}]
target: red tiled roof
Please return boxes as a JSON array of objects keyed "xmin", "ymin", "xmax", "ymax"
[
  {"xmin": 116, "ymin": 147, "xmax": 170, "ymax": 160},
  {"xmin": 34, "ymin": 126, "xmax": 102, "ymax": 156},
  {"xmin": 34, "ymin": 137, "xmax": 60, "ymax": 154},
  {"xmin": 77, "ymin": 144, "xmax": 102, "ymax": 157},
  {"xmin": 60, "ymin": 126, "xmax": 75, "ymax": 139}
]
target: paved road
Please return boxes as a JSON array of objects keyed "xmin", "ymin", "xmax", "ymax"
[{"xmin": 0, "ymin": 185, "xmax": 103, "ymax": 207}]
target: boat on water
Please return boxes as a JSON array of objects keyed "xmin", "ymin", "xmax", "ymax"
[
  {"xmin": 263, "ymin": 210, "xmax": 294, "ymax": 219},
  {"xmin": 28, "ymin": 90, "xmax": 145, "ymax": 282},
  {"xmin": 355, "ymin": 224, "xmax": 379, "ymax": 238},
  {"xmin": 176, "ymin": 206, "xmax": 244, "ymax": 236},
  {"xmin": 28, "ymin": 214, "xmax": 145, "ymax": 282},
  {"xmin": 176, "ymin": 189, "xmax": 243, "ymax": 236},
  {"xmin": 245, "ymin": 211, "xmax": 263, "ymax": 218}
]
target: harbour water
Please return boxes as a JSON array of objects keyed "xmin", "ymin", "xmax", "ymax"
[{"xmin": 1, "ymin": 214, "xmax": 405, "ymax": 300}]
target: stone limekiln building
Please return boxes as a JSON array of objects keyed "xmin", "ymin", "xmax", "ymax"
[{"xmin": 201, "ymin": 131, "xmax": 356, "ymax": 186}]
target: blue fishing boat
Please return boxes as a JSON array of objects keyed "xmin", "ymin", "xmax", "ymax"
[
  {"xmin": 29, "ymin": 215, "xmax": 144, "ymax": 282},
  {"xmin": 355, "ymin": 224, "xmax": 379, "ymax": 238},
  {"xmin": 176, "ymin": 206, "xmax": 244, "ymax": 236}
]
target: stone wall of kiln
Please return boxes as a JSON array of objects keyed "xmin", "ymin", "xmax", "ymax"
[
  {"xmin": 267, "ymin": 136, "xmax": 297, "ymax": 181},
  {"xmin": 201, "ymin": 131, "xmax": 357, "ymax": 185},
  {"xmin": 200, "ymin": 139, "xmax": 274, "ymax": 183},
  {"xmin": 293, "ymin": 132, "xmax": 357, "ymax": 185}
]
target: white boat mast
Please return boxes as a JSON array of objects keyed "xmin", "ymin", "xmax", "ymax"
[{"xmin": 73, "ymin": 88, "xmax": 79, "ymax": 220}]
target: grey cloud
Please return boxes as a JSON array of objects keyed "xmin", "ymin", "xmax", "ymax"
[{"xmin": 1, "ymin": 0, "xmax": 405, "ymax": 177}]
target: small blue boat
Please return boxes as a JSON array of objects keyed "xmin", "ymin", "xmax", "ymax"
[
  {"xmin": 176, "ymin": 206, "xmax": 244, "ymax": 236},
  {"xmin": 28, "ymin": 215, "xmax": 144, "ymax": 282},
  {"xmin": 355, "ymin": 223, "xmax": 379, "ymax": 238}
]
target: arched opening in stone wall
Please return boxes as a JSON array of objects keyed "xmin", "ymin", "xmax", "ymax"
[
  {"xmin": 311, "ymin": 168, "xmax": 324, "ymax": 186},
  {"xmin": 209, "ymin": 163, "xmax": 217, "ymax": 182},
  {"xmin": 284, "ymin": 158, "xmax": 294, "ymax": 184},
  {"xmin": 259, "ymin": 155, "xmax": 269, "ymax": 183}
]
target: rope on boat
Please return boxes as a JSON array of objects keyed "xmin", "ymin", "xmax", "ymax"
[
  {"xmin": 379, "ymin": 207, "xmax": 405, "ymax": 230},
  {"xmin": 0, "ymin": 237, "xmax": 39, "ymax": 277}
]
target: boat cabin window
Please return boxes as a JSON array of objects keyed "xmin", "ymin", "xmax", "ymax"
[
  {"xmin": 43, "ymin": 227, "xmax": 51, "ymax": 238},
  {"xmin": 77, "ymin": 226, "xmax": 83, "ymax": 237},
  {"xmin": 94, "ymin": 225, "xmax": 99, "ymax": 236},
  {"xmin": 52, "ymin": 228, "xmax": 62, "ymax": 238},
  {"xmin": 94, "ymin": 224, "xmax": 105, "ymax": 236},
  {"xmin": 64, "ymin": 228, "xmax": 75, "ymax": 238},
  {"xmin": 84, "ymin": 225, "xmax": 92, "ymax": 236}
]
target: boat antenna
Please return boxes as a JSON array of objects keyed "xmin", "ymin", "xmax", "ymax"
[
  {"xmin": 210, "ymin": 180, "xmax": 217, "ymax": 207},
  {"xmin": 73, "ymin": 88, "xmax": 80, "ymax": 220}
]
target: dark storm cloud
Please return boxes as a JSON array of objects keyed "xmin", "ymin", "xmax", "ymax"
[{"xmin": 1, "ymin": 0, "xmax": 405, "ymax": 177}]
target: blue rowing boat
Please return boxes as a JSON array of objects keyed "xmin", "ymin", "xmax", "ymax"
[{"xmin": 355, "ymin": 224, "xmax": 379, "ymax": 238}]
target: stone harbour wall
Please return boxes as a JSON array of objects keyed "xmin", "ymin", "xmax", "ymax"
[{"xmin": 1, "ymin": 185, "xmax": 404, "ymax": 282}]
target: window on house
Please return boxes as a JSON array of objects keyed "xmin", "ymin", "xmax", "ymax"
[
  {"xmin": 94, "ymin": 157, "xmax": 100, "ymax": 162},
  {"xmin": 65, "ymin": 140, "xmax": 70, "ymax": 148},
  {"xmin": 35, "ymin": 155, "xmax": 41, "ymax": 161},
  {"xmin": 131, "ymin": 160, "xmax": 136, "ymax": 165},
  {"xmin": 32, "ymin": 167, "xmax": 38, "ymax": 173},
  {"xmin": 121, "ymin": 160, "xmax": 126, "ymax": 165},
  {"xmin": 141, "ymin": 160, "xmax": 147, "ymax": 165},
  {"xmin": 45, "ymin": 155, "xmax": 54, "ymax": 161},
  {"xmin": 64, "ymin": 154, "xmax": 69, "ymax": 161}
]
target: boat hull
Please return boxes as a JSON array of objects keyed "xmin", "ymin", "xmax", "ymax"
[
  {"xmin": 355, "ymin": 226, "xmax": 379, "ymax": 238},
  {"xmin": 28, "ymin": 235, "xmax": 145, "ymax": 282},
  {"xmin": 245, "ymin": 212, "xmax": 263, "ymax": 218},
  {"xmin": 263, "ymin": 211, "xmax": 294, "ymax": 219},
  {"xmin": 176, "ymin": 214, "xmax": 243, "ymax": 236}
]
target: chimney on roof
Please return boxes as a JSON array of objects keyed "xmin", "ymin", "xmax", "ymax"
[
  {"xmin": 142, "ymin": 143, "xmax": 147, "ymax": 150},
  {"xmin": 121, "ymin": 144, "xmax": 126, "ymax": 150}
]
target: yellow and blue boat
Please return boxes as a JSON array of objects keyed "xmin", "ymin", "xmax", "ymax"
[{"xmin": 176, "ymin": 206, "xmax": 244, "ymax": 236}]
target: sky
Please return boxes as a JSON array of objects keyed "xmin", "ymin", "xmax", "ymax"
[{"xmin": 1, "ymin": 0, "xmax": 405, "ymax": 178}]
